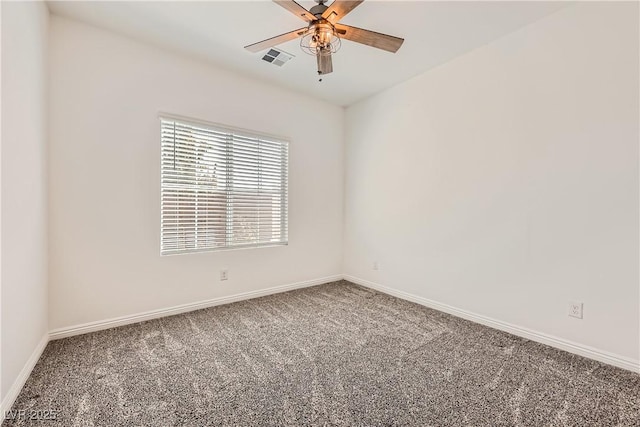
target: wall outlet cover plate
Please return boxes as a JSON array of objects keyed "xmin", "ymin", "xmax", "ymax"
[{"xmin": 568, "ymin": 301, "xmax": 583, "ymax": 319}]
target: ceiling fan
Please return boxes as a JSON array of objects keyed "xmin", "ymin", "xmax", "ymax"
[{"xmin": 244, "ymin": 0, "xmax": 404, "ymax": 76}]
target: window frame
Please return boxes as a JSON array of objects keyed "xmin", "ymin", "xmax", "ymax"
[{"xmin": 159, "ymin": 113, "xmax": 289, "ymax": 256}]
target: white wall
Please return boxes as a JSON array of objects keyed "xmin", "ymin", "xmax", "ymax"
[
  {"xmin": 344, "ymin": 3, "xmax": 639, "ymax": 363},
  {"xmin": 48, "ymin": 16, "xmax": 344, "ymax": 331},
  {"xmin": 1, "ymin": 0, "xmax": 49, "ymax": 403}
]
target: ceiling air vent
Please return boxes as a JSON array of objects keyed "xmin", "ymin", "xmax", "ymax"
[{"xmin": 262, "ymin": 48, "xmax": 294, "ymax": 67}]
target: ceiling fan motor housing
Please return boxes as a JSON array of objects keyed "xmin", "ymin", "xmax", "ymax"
[{"xmin": 310, "ymin": 2, "xmax": 329, "ymax": 18}]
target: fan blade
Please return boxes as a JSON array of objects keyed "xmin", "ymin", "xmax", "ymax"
[
  {"xmin": 317, "ymin": 50, "xmax": 333, "ymax": 75},
  {"xmin": 322, "ymin": 1, "xmax": 364, "ymax": 24},
  {"xmin": 244, "ymin": 28, "xmax": 308, "ymax": 53},
  {"xmin": 273, "ymin": 0, "xmax": 316, "ymax": 22},
  {"xmin": 334, "ymin": 24, "xmax": 404, "ymax": 53}
]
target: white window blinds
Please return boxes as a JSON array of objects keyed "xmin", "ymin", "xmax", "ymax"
[{"xmin": 160, "ymin": 116, "xmax": 288, "ymax": 255}]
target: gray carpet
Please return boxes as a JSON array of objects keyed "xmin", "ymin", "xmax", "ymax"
[{"xmin": 3, "ymin": 281, "xmax": 639, "ymax": 426}]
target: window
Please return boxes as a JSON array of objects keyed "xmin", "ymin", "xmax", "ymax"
[{"xmin": 160, "ymin": 116, "xmax": 288, "ymax": 255}]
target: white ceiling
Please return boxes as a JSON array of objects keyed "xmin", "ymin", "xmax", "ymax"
[{"xmin": 47, "ymin": 1, "xmax": 568, "ymax": 106}]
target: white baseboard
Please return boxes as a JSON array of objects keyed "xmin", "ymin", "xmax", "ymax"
[
  {"xmin": 49, "ymin": 274, "xmax": 343, "ymax": 340},
  {"xmin": 1, "ymin": 334, "xmax": 49, "ymax": 420},
  {"xmin": 344, "ymin": 274, "xmax": 640, "ymax": 373}
]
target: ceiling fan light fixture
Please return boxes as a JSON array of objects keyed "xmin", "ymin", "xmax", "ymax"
[{"xmin": 300, "ymin": 21, "xmax": 341, "ymax": 56}]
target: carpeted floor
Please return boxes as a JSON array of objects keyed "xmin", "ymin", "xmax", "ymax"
[{"xmin": 3, "ymin": 280, "xmax": 639, "ymax": 426}]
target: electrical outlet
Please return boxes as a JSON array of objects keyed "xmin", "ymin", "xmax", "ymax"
[
  {"xmin": 220, "ymin": 270, "xmax": 228, "ymax": 281},
  {"xmin": 373, "ymin": 261, "xmax": 379, "ymax": 271},
  {"xmin": 568, "ymin": 301, "xmax": 583, "ymax": 319}
]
